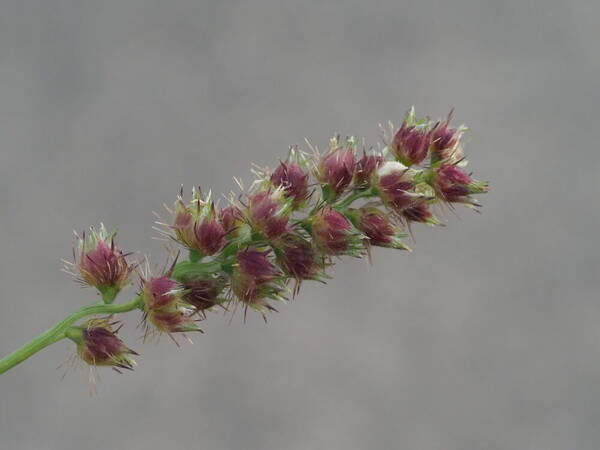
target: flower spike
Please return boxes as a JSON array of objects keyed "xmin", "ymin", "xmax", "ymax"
[{"xmin": 0, "ymin": 108, "xmax": 488, "ymax": 389}]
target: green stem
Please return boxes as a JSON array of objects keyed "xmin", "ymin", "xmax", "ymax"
[
  {"xmin": 97, "ymin": 285, "xmax": 120, "ymax": 304},
  {"xmin": 0, "ymin": 295, "xmax": 143, "ymax": 375},
  {"xmin": 188, "ymin": 249, "xmax": 203, "ymax": 263},
  {"xmin": 172, "ymin": 259, "xmax": 223, "ymax": 281},
  {"xmin": 334, "ymin": 188, "xmax": 376, "ymax": 211},
  {"xmin": 0, "ymin": 257, "xmax": 225, "ymax": 375}
]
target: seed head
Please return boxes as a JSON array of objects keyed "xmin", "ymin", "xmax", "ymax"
[
  {"xmin": 142, "ymin": 275, "xmax": 180, "ymax": 309},
  {"xmin": 373, "ymin": 162, "xmax": 424, "ymax": 213},
  {"xmin": 275, "ymin": 234, "xmax": 324, "ymax": 283},
  {"xmin": 141, "ymin": 274, "xmax": 200, "ymax": 335},
  {"xmin": 315, "ymin": 136, "xmax": 356, "ymax": 199},
  {"xmin": 270, "ymin": 161, "xmax": 310, "ymax": 208},
  {"xmin": 231, "ymin": 248, "xmax": 286, "ymax": 312},
  {"xmin": 401, "ymin": 201, "xmax": 439, "ymax": 225},
  {"xmin": 430, "ymin": 112, "xmax": 465, "ymax": 162},
  {"xmin": 219, "ymin": 204, "xmax": 245, "ymax": 236},
  {"xmin": 246, "ymin": 190, "xmax": 291, "ymax": 240},
  {"xmin": 390, "ymin": 108, "xmax": 431, "ymax": 166},
  {"xmin": 354, "ymin": 152, "xmax": 384, "ymax": 188},
  {"xmin": 71, "ymin": 224, "xmax": 134, "ymax": 297},
  {"xmin": 310, "ymin": 207, "xmax": 364, "ymax": 256},
  {"xmin": 391, "ymin": 125, "xmax": 430, "ymax": 166},
  {"xmin": 171, "ymin": 190, "xmax": 227, "ymax": 256},
  {"xmin": 145, "ymin": 308, "xmax": 199, "ymax": 335},
  {"xmin": 72, "ymin": 317, "xmax": 137, "ymax": 371},
  {"xmin": 434, "ymin": 164, "xmax": 488, "ymax": 205},
  {"xmin": 347, "ymin": 207, "xmax": 408, "ymax": 250},
  {"xmin": 180, "ymin": 274, "xmax": 227, "ymax": 314}
]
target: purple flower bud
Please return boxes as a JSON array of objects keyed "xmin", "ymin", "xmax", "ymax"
[
  {"xmin": 219, "ymin": 205, "xmax": 244, "ymax": 236},
  {"xmin": 374, "ymin": 162, "xmax": 421, "ymax": 213},
  {"xmin": 276, "ymin": 234, "xmax": 322, "ymax": 282},
  {"xmin": 311, "ymin": 207, "xmax": 363, "ymax": 255},
  {"xmin": 353, "ymin": 208, "xmax": 394, "ymax": 246},
  {"xmin": 430, "ymin": 115, "xmax": 463, "ymax": 161},
  {"xmin": 172, "ymin": 200, "xmax": 196, "ymax": 244},
  {"xmin": 401, "ymin": 201, "xmax": 438, "ymax": 225},
  {"xmin": 236, "ymin": 249, "xmax": 278, "ymax": 280},
  {"xmin": 390, "ymin": 122, "xmax": 431, "ymax": 166},
  {"xmin": 270, "ymin": 162, "xmax": 309, "ymax": 208},
  {"xmin": 75, "ymin": 318, "xmax": 137, "ymax": 370},
  {"xmin": 197, "ymin": 217, "xmax": 227, "ymax": 255},
  {"xmin": 143, "ymin": 275, "xmax": 180, "ymax": 310},
  {"xmin": 171, "ymin": 199, "xmax": 226, "ymax": 256},
  {"xmin": 354, "ymin": 153, "xmax": 384, "ymax": 187},
  {"xmin": 147, "ymin": 309, "xmax": 199, "ymax": 334},
  {"xmin": 316, "ymin": 147, "xmax": 356, "ymax": 197},
  {"xmin": 435, "ymin": 164, "xmax": 488, "ymax": 204},
  {"xmin": 141, "ymin": 275, "xmax": 200, "ymax": 334},
  {"xmin": 246, "ymin": 190, "xmax": 290, "ymax": 239},
  {"xmin": 348, "ymin": 207, "xmax": 408, "ymax": 250},
  {"xmin": 181, "ymin": 275, "xmax": 227, "ymax": 313},
  {"xmin": 74, "ymin": 225, "xmax": 133, "ymax": 292},
  {"xmin": 231, "ymin": 249, "xmax": 284, "ymax": 309}
]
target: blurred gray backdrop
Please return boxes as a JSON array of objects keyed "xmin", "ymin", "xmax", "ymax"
[{"xmin": 0, "ymin": 1, "xmax": 598, "ymax": 449}]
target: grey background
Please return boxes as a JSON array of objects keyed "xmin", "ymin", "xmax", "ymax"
[{"xmin": 0, "ymin": 1, "xmax": 598, "ymax": 449}]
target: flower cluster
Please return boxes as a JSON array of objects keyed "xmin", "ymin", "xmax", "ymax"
[
  {"xmin": 68, "ymin": 317, "xmax": 137, "ymax": 371},
  {"xmin": 63, "ymin": 224, "xmax": 135, "ymax": 303},
  {"xmin": 170, "ymin": 189, "xmax": 227, "ymax": 258},
  {"xmin": 58, "ymin": 108, "xmax": 487, "ymax": 381},
  {"xmin": 139, "ymin": 268, "xmax": 202, "ymax": 338}
]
